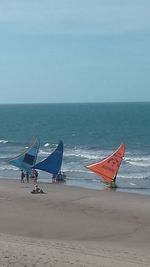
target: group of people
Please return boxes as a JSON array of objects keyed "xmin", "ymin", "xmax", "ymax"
[
  {"xmin": 52, "ymin": 171, "xmax": 66, "ymax": 183},
  {"xmin": 21, "ymin": 169, "xmax": 39, "ymax": 183},
  {"xmin": 21, "ymin": 169, "xmax": 45, "ymax": 194},
  {"xmin": 21, "ymin": 169, "xmax": 66, "ymax": 194}
]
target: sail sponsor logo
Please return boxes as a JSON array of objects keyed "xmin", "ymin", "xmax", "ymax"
[
  {"xmin": 107, "ymin": 158, "xmax": 120, "ymax": 167},
  {"xmin": 102, "ymin": 165, "xmax": 114, "ymax": 172}
]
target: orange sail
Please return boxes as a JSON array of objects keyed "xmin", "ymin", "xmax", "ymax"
[{"xmin": 86, "ymin": 144, "xmax": 125, "ymax": 184}]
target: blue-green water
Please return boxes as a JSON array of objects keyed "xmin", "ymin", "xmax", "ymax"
[{"xmin": 0, "ymin": 102, "xmax": 150, "ymax": 195}]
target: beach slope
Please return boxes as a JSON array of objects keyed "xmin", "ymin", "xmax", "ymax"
[{"xmin": 0, "ymin": 179, "xmax": 150, "ymax": 266}]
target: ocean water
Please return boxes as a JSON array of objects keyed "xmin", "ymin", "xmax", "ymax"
[{"xmin": 0, "ymin": 102, "xmax": 150, "ymax": 195}]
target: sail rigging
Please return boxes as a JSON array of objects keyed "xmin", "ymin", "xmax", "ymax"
[
  {"xmin": 86, "ymin": 143, "xmax": 125, "ymax": 185},
  {"xmin": 33, "ymin": 140, "xmax": 63, "ymax": 175},
  {"xmin": 8, "ymin": 137, "xmax": 40, "ymax": 171}
]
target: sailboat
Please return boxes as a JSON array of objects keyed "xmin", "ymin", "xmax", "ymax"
[
  {"xmin": 86, "ymin": 143, "xmax": 125, "ymax": 188},
  {"xmin": 8, "ymin": 137, "xmax": 40, "ymax": 172},
  {"xmin": 33, "ymin": 140, "xmax": 65, "ymax": 182}
]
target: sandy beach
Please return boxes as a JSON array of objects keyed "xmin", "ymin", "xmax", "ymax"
[{"xmin": 0, "ymin": 179, "xmax": 150, "ymax": 266}]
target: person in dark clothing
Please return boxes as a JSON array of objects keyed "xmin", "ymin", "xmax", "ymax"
[
  {"xmin": 21, "ymin": 170, "xmax": 25, "ymax": 183},
  {"xmin": 34, "ymin": 170, "xmax": 39, "ymax": 183},
  {"xmin": 26, "ymin": 171, "xmax": 30, "ymax": 183}
]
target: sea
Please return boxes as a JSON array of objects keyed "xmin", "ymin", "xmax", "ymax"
[{"xmin": 0, "ymin": 102, "xmax": 150, "ymax": 195}]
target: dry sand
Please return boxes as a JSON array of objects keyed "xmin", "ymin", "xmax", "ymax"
[{"xmin": 0, "ymin": 179, "xmax": 150, "ymax": 266}]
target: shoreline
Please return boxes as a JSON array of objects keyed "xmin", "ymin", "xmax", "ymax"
[
  {"xmin": 0, "ymin": 178, "xmax": 150, "ymax": 266},
  {"xmin": 1, "ymin": 175, "xmax": 150, "ymax": 197}
]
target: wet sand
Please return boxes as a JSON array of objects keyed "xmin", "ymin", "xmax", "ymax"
[{"xmin": 0, "ymin": 178, "xmax": 150, "ymax": 266}]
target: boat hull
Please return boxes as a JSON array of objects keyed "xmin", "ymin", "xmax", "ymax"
[{"xmin": 104, "ymin": 181, "xmax": 117, "ymax": 188}]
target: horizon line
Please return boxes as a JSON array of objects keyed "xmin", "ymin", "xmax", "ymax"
[{"xmin": 0, "ymin": 101, "xmax": 150, "ymax": 105}]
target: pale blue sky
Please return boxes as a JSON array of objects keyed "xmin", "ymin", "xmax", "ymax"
[{"xmin": 0, "ymin": 0, "xmax": 150, "ymax": 103}]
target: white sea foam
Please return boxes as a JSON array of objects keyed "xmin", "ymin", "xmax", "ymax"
[
  {"xmin": 0, "ymin": 165, "xmax": 18, "ymax": 171},
  {"xmin": 44, "ymin": 143, "xmax": 50, "ymax": 147},
  {"xmin": 0, "ymin": 156, "xmax": 10, "ymax": 159},
  {"xmin": 0, "ymin": 140, "xmax": 8, "ymax": 144},
  {"xmin": 129, "ymin": 183, "xmax": 137, "ymax": 186},
  {"xmin": 124, "ymin": 154, "xmax": 150, "ymax": 167},
  {"xmin": 119, "ymin": 173, "xmax": 148, "ymax": 179},
  {"xmin": 125, "ymin": 156, "xmax": 150, "ymax": 167},
  {"xmin": 62, "ymin": 169, "xmax": 88, "ymax": 173},
  {"xmin": 64, "ymin": 152, "xmax": 100, "ymax": 160},
  {"xmin": 126, "ymin": 161, "xmax": 150, "ymax": 167},
  {"xmin": 64, "ymin": 149, "xmax": 105, "ymax": 160},
  {"xmin": 38, "ymin": 147, "xmax": 104, "ymax": 160},
  {"xmin": 38, "ymin": 149, "xmax": 52, "ymax": 156},
  {"xmin": 125, "ymin": 155, "xmax": 150, "ymax": 162}
]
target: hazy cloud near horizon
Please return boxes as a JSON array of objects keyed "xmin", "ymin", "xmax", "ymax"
[
  {"xmin": 0, "ymin": 1, "xmax": 150, "ymax": 103},
  {"xmin": 0, "ymin": 0, "xmax": 150, "ymax": 35}
]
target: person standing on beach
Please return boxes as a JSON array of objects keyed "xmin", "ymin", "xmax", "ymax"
[
  {"xmin": 21, "ymin": 170, "xmax": 25, "ymax": 183},
  {"xmin": 34, "ymin": 170, "xmax": 39, "ymax": 183},
  {"xmin": 26, "ymin": 171, "xmax": 29, "ymax": 183}
]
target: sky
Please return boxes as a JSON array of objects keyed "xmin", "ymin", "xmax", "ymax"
[{"xmin": 0, "ymin": 0, "xmax": 150, "ymax": 103}]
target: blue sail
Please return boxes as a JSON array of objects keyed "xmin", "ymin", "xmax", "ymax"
[
  {"xmin": 8, "ymin": 137, "xmax": 40, "ymax": 171},
  {"xmin": 33, "ymin": 141, "xmax": 63, "ymax": 175}
]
